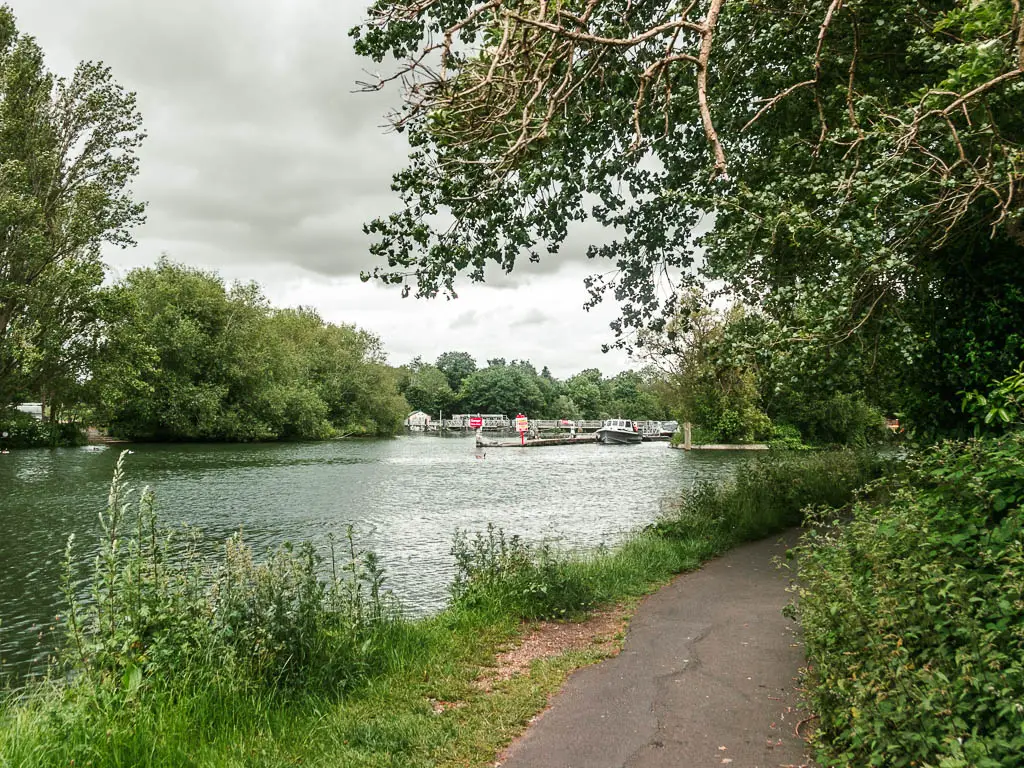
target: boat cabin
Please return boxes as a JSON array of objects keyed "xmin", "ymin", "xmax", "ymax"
[{"xmin": 604, "ymin": 419, "xmax": 637, "ymax": 431}]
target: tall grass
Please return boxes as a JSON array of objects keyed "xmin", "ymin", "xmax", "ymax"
[
  {"xmin": 448, "ymin": 450, "xmax": 882, "ymax": 623},
  {"xmin": 0, "ymin": 449, "xmax": 879, "ymax": 768}
]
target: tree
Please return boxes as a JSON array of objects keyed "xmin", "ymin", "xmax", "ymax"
[
  {"xmin": 565, "ymin": 369, "xmax": 604, "ymax": 419},
  {"xmin": 102, "ymin": 260, "xmax": 407, "ymax": 440},
  {"xmin": 458, "ymin": 364, "xmax": 545, "ymax": 416},
  {"xmin": 605, "ymin": 370, "xmax": 666, "ymax": 421},
  {"xmin": 403, "ymin": 364, "xmax": 455, "ymax": 416},
  {"xmin": 553, "ymin": 394, "xmax": 582, "ymax": 420},
  {"xmin": 0, "ymin": 5, "xmax": 145, "ymax": 407},
  {"xmin": 434, "ymin": 350, "xmax": 477, "ymax": 392},
  {"xmin": 355, "ymin": 0, "xmax": 1024, "ymax": 433}
]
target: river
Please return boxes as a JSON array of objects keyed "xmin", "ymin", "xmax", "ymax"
[{"xmin": 0, "ymin": 436, "xmax": 742, "ymax": 677}]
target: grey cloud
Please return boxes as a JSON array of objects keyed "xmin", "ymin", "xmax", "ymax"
[
  {"xmin": 449, "ymin": 310, "xmax": 478, "ymax": 329},
  {"xmin": 16, "ymin": 0, "xmax": 616, "ymax": 284},
  {"xmin": 511, "ymin": 309, "xmax": 551, "ymax": 328}
]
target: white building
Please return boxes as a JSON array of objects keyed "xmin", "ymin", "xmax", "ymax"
[
  {"xmin": 405, "ymin": 411, "xmax": 432, "ymax": 431},
  {"xmin": 15, "ymin": 403, "xmax": 44, "ymax": 420}
]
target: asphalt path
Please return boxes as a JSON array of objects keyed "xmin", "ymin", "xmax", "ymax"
[{"xmin": 498, "ymin": 533, "xmax": 816, "ymax": 768}]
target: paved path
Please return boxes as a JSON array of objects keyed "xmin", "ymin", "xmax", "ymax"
[{"xmin": 499, "ymin": 533, "xmax": 815, "ymax": 768}]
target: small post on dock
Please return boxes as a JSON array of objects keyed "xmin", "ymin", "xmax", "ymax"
[{"xmin": 683, "ymin": 422, "xmax": 692, "ymax": 451}]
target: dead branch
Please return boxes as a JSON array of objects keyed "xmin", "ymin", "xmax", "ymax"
[
  {"xmin": 743, "ymin": 0, "xmax": 842, "ymax": 135},
  {"xmin": 362, "ymin": 0, "xmax": 728, "ymax": 178}
]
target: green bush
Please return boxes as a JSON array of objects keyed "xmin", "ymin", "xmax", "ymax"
[
  {"xmin": 777, "ymin": 391, "xmax": 886, "ymax": 447},
  {"xmin": 60, "ymin": 451, "xmax": 396, "ymax": 692},
  {"xmin": 796, "ymin": 434, "xmax": 1024, "ymax": 768},
  {"xmin": 656, "ymin": 450, "xmax": 880, "ymax": 544},
  {"xmin": 0, "ymin": 410, "xmax": 84, "ymax": 449},
  {"xmin": 767, "ymin": 423, "xmax": 809, "ymax": 450},
  {"xmin": 450, "ymin": 524, "xmax": 597, "ymax": 620}
]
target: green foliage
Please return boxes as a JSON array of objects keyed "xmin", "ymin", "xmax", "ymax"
[
  {"xmin": 100, "ymin": 260, "xmax": 407, "ymax": 440},
  {"xmin": 457, "ymin": 361, "xmax": 546, "ymax": 417},
  {"xmin": 401, "ymin": 364, "xmax": 455, "ymax": 416},
  {"xmin": 356, "ymin": 0, "xmax": 1024, "ymax": 438},
  {"xmin": 645, "ymin": 297, "xmax": 774, "ymax": 442},
  {"xmin": 434, "ymin": 351, "xmax": 477, "ymax": 393},
  {"xmin": 0, "ymin": 4, "xmax": 145, "ymax": 410},
  {"xmin": 656, "ymin": 450, "xmax": 881, "ymax": 544},
  {"xmin": 60, "ymin": 451, "xmax": 397, "ymax": 693},
  {"xmin": 0, "ymin": 409, "xmax": 83, "ymax": 448},
  {"xmin": 450, "ymin": 525, "xmax": 597, "ymax": 620},
  {"xmin": 646, "ymin": 293, "xmax": 891, "ymax": 445},
  {"xmin": 900, "ymin": 240, "xmax": 1024, "ymax": 435},
  {"xmin": 963, "ymin": 361, "xmax": 1024, "ymax": 431},
  {"xmin": 796, "ymin": 435, "xmax": 1024, "ymax": 767},
  {"xmin": 779, "ymin": 392, "xmax": 887, "ymax": 448},
  {"xmin": 767, "ymin": 423, "xmax": 809, "ymax": 451}
]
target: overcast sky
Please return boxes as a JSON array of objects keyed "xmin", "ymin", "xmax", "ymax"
[{"xmin": 13, "ymin": 0, "xmax": 638, "ymax": 378}]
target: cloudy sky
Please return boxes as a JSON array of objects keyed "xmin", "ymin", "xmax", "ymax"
[{"xmin": 14, "ymin": 0, "xmax": 638, "ymax": 378}]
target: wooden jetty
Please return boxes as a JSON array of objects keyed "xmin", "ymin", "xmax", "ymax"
[
  {"xmin": 477, "ymin": 434, "xmax": 599, "ymax": 448},
  {"xmin": 670, "ymin": 443, "xmax": 769, "ymax": 451}
]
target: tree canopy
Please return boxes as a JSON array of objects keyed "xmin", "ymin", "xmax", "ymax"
[
  {"xmin": 98, "ymin": 260, "xmax": 408, "ymax": 441},
  {"xmin": 0, "ymin": 4, "xmax": 144, "ymax": 408},
  {"xmin": 355, "ymin": 0, "xmax": 1024, "ymax": 432}
]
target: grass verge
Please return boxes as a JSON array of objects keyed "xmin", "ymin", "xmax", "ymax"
[{"xmin": 0, "ymin": 449, "xmax": 879, "ymax": 768}]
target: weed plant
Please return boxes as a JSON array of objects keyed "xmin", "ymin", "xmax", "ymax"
[
  {"xmin": 796, "ymin": 434, "xmax": 1024, "ymax": 767},
  {"xmin": 60, "ymin": 450, "xmax": 399, "ymax": 695},
  {"xmin": 449, "ymin": 451, "xmax": 881, "ymax": 625},
  {"xmin": 0, "ymin": 448, "xmax": 878, "ymax": 768}
]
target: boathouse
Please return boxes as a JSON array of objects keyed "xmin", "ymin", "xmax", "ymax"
[{"xmin": 405, "ymin": 411, "xmax": 432, "ymax": 431}]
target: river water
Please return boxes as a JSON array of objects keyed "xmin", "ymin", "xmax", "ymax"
[{"xmin": 0, "ymin": 436, "xmax": 741, "ymax": 676}]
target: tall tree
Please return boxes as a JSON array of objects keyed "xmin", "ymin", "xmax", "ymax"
[
  {"xmin": 565, "ymin": 369, "xmax": 604, "ymax": 419},
  {"xmin": 355, "ymin": 0, "xmax": 1024, "ymax": 432},
  {"xmin": 434, "ymin": 350, "xmax": 477, "ymax": 392},
  {"xmin": 403, "ymin": 363, "xmax": 455, "ymax": 416},
  {"xmin": 0, "ymin": 5, "xmax": 145, "ymax": 407},
  {"xmin": 458, "ymin": 363, "xmax": 545, "ymax": 416}
]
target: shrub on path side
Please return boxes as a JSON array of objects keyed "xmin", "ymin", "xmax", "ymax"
[{"xmin": 796, "ymin": 434, "xmax": 1024, "ymax": 768}]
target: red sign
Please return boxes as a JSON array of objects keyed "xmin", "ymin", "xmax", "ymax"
[
  {"xmin": 469, "ymin": 416, "xmax": 483, "ymax": 429},
  {"xmin": 514, "ymin": 414, "xmax": 529, "ymax": 432}
]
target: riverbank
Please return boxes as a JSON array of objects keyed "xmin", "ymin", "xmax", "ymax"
[{"xmin": 0, "ymin": 450, "xmax": 879, "ymax": 767}]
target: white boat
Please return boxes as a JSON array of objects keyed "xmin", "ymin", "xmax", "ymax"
[{"xmin": 596, "ymin": 418, "xmax": 642, "ymax": 445}]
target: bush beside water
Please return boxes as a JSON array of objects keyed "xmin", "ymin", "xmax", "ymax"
[
  {"xmin": 0, "ymin": 449, "xmax": 879, "ymax": 767},
  {"xmin": 796, "ymin": 434, "xmax": 1024, "ymax": 768},
  {"xmin": 0, "ymin": 410, "xmax": 84, "ymax": 449}
]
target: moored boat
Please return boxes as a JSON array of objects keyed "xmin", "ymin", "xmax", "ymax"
[{"xmin": 596, "ymin": 418, "xmax": 642, "ymax": 445}]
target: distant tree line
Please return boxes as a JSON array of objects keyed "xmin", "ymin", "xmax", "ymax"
[{"xmin": 397, "ymin": 353, "xmax": 669, "ymax": 422}]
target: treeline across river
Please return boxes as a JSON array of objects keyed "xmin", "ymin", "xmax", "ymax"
[
  {"xmin": 2, "ymin": 259, "xmax": 677, "ymax": 446},
  {"xmin": 2, "ymin": 259, "xmax": 408, "ymax": 443}
]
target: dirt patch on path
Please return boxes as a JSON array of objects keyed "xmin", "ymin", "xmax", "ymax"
[
  {"xmin": 476, "ymin": 605, "xmax": 633, "ymax": 693},
  {"xmin": 427, "ymin": 604, "xmax": 634, "ymax": 716}
]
